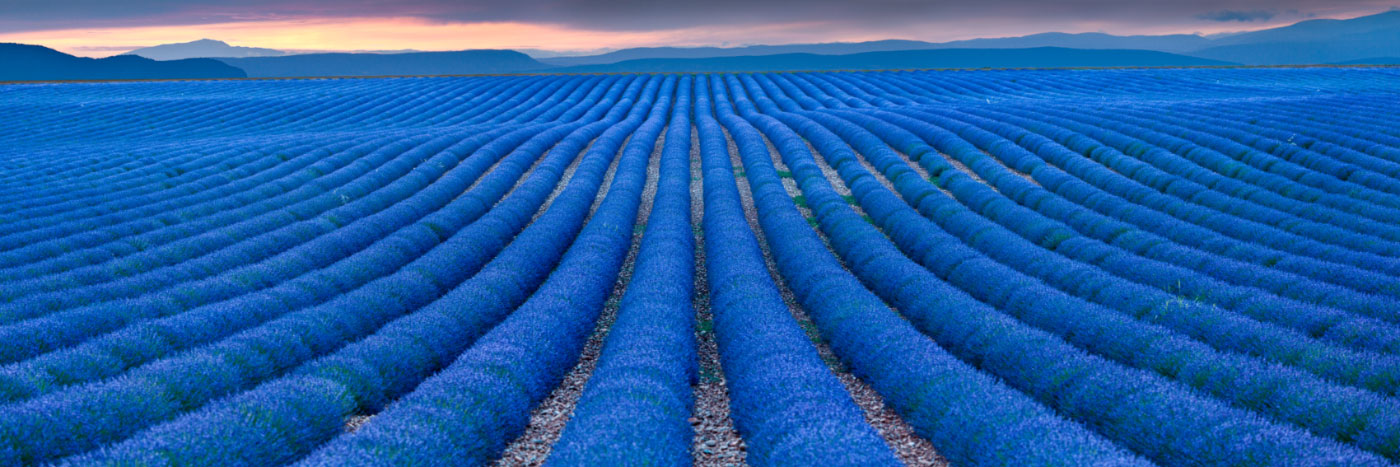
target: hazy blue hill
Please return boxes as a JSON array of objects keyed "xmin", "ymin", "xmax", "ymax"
[
  {"xmin": 125, "ymin": 39, "xmax": 286, "ymax": 61},
  {"xmin": 538, "ymin": 40, "xmax": 940, "ymax": 66},
  {"xmin": 218, "ymin": 50, "xmax": 552, "ymax": 77},
  {"xmin": 1209, "ymin": 10, "xmax": 1400, "ymax": 46},
  {"xmin": 1332, "ymin": 57, "xmax": 1400, "ymax": 65},
  {"xmin": 0, "ymin": 43, "xmax": 247, "ymax": 81},
  {"xmin": 1191, "ymin": 34, "xmax": 1400, "ymax": 65},
  {"xmin": 540, "ymin": 35, "xmax": 1213, "ymax": 67},
  {"xmin": 935, "ymin": 32, "xmax": 1212, "ymax": 53},
  {"xmin": 554, "ymin": 47, "xmax": 1233, "ymax": 73},
  {"xmin": 1187, "ymin": 11, "xmax": 1400, "ymax": 64}
]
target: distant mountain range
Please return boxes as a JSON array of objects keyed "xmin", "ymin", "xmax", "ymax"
[
  {"xmin": 0, "ymin": 43, "xmax": 245, "ymax": 82},
  {"xmin": 123, "ymin": 39, "xmax": 285, "ymax": 60},
  {"xmin": 216, "ymin": 50, "xmax": 552, "ymax": 77},
  {"xmin": 4, "ymin": 10, "xmax": 1399, "ymax": 82},
  {"xmin": 1333, "ymin": 57, "xmax": 1400, "ymax": 65},
  {"xmin": 536, "ymin": 34, "xmax": 1219, "ymax": 67},
  {"xmin": 536, "ymin": 40, "xmax": 945, "ymax": 66},
  {"xmin": 552, "ymin": 48, "xmax": 1230, "ymax": 73},
  {"xmin": 1188, "ymin": 11, "xmax": 1400, "ymax": 64},
  {"xmin": 930, "ymin": 32, "xmax": 1213, "ymax": 54}
]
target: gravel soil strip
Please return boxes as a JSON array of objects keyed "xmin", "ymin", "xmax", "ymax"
[
  {"xmin": 692, "ymin": 127, "xmax": 749, "ymax": 467},
  {"xmin": 532, "ymin": 134, "xmax": 596, "ymax": 222},
  {"xmin": 892, "ymin": 148, "xmax": 943, "ymax": 192},
  {"xmin": 342, "ymin": 130, "xmax": 580, "ymax": 435},
  {"xmin": 343, "ymin": 415, "xmax": 370, "ymax": 433},
  {"xmin": 804, "ymin": 135, "xmax": 950, "ymax": 467},
  {"xmin": 587, "ymin": 132, "xmax": 631, "ymax": 216},
  {"xmin": 801, "ymin": 139, "xmax": 874, "ymax": 222},
  {"xmin": 746, "ymin": 130, "xmax": 947, "ymax": 467},
  {"xmin": 492, "ymin": 126, "xmax": 664, "ymax": 466},
  {"xmin": 947, "ymin": 152, "xmax": 988, "ymax": 185}
]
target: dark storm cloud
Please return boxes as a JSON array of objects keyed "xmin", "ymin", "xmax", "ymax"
[
  {"xmin": 0, "ymin": 0, "xmax": 1395, "ymax": 33},
  {"xmin": 1195, "ymin": 9, "xmax": 1277, "ymax": 22}
]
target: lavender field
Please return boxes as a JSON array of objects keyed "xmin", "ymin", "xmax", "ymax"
[{"xmin": 2, "ymin": 68, "xmax": 1399, "ymax": 466}]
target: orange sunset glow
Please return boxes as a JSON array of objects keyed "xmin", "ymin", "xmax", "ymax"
[
  {"xmin": 0, "ymin": 19, "xmax": 668, "ymax": 57},
  {"xmin": 0, "ymin": 14, "xmax": 1355, "ymax": 58},
  {"xmin": 0, "ymin": 17, "xmax": 894, "ymax": 57}
]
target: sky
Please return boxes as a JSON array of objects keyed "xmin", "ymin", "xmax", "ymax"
[{"xmin": 1, "ymin": 0, "xmax": 1397, "ymax": 57}]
